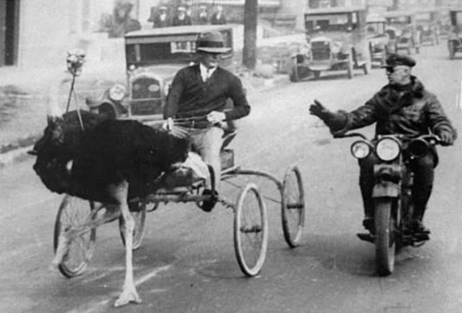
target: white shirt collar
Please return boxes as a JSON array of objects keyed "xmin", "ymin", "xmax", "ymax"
[{"xmin": 199, "ymin": 63, "xmax": 217, "ymax": 82}]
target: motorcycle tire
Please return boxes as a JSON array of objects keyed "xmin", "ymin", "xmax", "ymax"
[{"xmin": 374, "ymin": 198, "xmax": 397, "ymax": 276}]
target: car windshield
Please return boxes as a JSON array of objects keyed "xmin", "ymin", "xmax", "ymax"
[
  {"xmin": 126, "ymin": 40, "xmax": 196, "ymax": 67},
  {"xmin": 416, "ymin": 12, "xmax": 432, "ymax": 22},
  {"xmin": 386, "ymin": 16, "xmax": 412, "ymax": 25},
  {"xmin": 367, "ymin": 22, "xmax": 385, "ymax": 35},
  {"xmin": 305, "ymin": 13, "xmax": 358, "ymax": 32},
  {"xmin": 125, "ymin": 29, "xmax": 233, "ymax": 68}
]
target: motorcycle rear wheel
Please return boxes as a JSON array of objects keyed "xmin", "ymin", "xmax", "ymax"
[{"xmin": 374, "ymin": 198, "xmax": 396, "ymax": 276}]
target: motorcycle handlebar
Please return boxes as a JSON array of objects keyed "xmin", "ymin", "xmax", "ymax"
[{"xmin": 335, "ymin": 132, "xmax": 441, "ymax": 145}]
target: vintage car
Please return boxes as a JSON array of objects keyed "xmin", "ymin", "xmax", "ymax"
[
  {"xmin": 448, "ymin": 9, "xmax": 462, "ymax": 60},
  {"xmin": 414, "ymin": 9, "xmax": 441, "ymax": 45},
  {"xmin": 86, "ymin": 24, "xmax": 235, "ymax": 122},
  {"xmin": 290, "ymin": 7, "xmax": 372, "ymax": 81},
  {"xmin": 366, "ymin": 13, "xmax": 392, "ymax": 67},
  {"xmin": 382, "ymin": 11, "xmax": 421, "ymax": 55}
]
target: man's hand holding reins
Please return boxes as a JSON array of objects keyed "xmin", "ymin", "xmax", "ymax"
[{"xmin": 207, "ymin": 111, "xmax": 226, "ymax": 125}]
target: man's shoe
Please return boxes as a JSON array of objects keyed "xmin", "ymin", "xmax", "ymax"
[
  {"xmin": 411, "ymin": 219, "xmax": 431, "ymax": 235},
  {"xmin": 198, "ymin": 189, "xmax": 218, "ymax": 212}
]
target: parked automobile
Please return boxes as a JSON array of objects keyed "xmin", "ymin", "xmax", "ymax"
[
  {"xmin": 448, "ymin": 9, "xmax": 462, "ymax": 60},
  {"xmin": 414, "ymin": 9, "xmax": 441, "ymax": 45},
  {"xmin": 86, "ymin": 25, "xmax": 235, "ymax": 122},
  {"xmin": 290, "ymin": 7, "xmax": 371, "ymax": 82},
  {"xmin": 382, "ymin": 11, "xmax": 421, "ymax": 55},
  {"xmin": 366, "ymin": 13, "xmax": 391, "ymax": 67}
]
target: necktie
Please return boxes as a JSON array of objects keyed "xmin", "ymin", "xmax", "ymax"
[{"xmin": 204, "ymin": 69, "xmax": 210, "ymax": 83}]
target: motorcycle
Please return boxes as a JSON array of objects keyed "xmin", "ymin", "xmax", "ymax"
[{"xmin": 337, "ymin": 132, "xmax": 441, "ymax": 276}]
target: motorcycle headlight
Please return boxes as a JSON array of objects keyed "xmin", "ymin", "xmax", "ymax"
[
  {"xmin": 376, "ymin": 137, "xmax": 401, "ymax": 161},
  {"xmin": 108, "ymin": 84, "xmax": 126, "ymax": 102},
  {"xmin": 351, "ymin": 140, "xmax": 372, "ymax": 159}
]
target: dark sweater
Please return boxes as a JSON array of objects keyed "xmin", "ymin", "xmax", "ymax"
[{"xmin": 164, "ymin": 64, "xmax": 250, "ymax": 121}]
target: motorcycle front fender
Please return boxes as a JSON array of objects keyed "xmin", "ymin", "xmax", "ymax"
[{"xmin": 373, "ymin": 181, "xmax": 400, "ymax": 198}]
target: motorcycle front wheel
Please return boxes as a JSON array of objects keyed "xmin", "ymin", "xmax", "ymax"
[{"xmin": 374, "ymin": 198, "xmax": 397, "ymax": 276}]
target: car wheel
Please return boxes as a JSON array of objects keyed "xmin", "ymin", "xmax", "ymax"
[{"xmin": 347, "ymin": 55, "xmax": 354, "ymax": 79}]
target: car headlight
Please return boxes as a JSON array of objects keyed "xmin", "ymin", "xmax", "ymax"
[
  {"xmin": 108, "ymin": 84, "xmax": 126, "ymax": 102},
  {"xmin": 376, "ymin": 137, "xmax": 401, "ymax": 161},
  {"xmin": 351, "ymin": 140, "xmax": 372, "ymax": 159}
]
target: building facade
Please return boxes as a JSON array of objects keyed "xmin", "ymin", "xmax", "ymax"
[{"xmin": 1, "ymin": 0, "xmax": 460, "ymax": 69}]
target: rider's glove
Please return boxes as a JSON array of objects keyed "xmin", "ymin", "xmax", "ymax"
[
  {"xmin": 309, "ymin": 99, "xmax": 346, "ymax": 131},
  {"xmin": 437, "ymin": 130, "xmax": 454, "ymax": 146},
  {"xmin": 309, "ymin": 99, "xmax": 334, "ymax": 122}
]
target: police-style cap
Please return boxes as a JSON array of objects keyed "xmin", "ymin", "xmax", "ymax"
[
  {"xmin": 196, "ymin": 31, "xmax": 231, "ymax": 54},
  {"xmin": 381, "ymin": 53, "xmax": 416, "ymax": 68}
]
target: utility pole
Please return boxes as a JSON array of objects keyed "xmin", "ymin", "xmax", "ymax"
[{"xmin": 243, "ymin": 0, "xmax": 258, "ymax": 69}]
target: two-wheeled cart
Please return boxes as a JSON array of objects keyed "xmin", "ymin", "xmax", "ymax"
[{"xmin": 53, "ymin": 145, "xmax": 305, "ymax": 278}]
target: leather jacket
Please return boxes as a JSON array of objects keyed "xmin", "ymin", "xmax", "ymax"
[{"xmin": 330, "ymin": 76, "xmax": 457, "ymax": 141}]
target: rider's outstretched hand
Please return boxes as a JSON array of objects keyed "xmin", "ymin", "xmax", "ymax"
[{"xmin": 309, "ymin": 99, "xmax": 334, "ymax": 122}]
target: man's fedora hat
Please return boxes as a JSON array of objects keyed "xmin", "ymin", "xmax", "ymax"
[
  {"xmin": 381, "ymin": 53, "xmax": 416, "ymax": 68},
  {"xmin": 196, "ymin": 31, "xmax": 231, "ymax": 54}
]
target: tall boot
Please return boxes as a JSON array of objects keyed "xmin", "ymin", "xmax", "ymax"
[
  {"xmin": 411, "ymin": 185, "xmax": 432, "ymax": 233},
  {"xmin": 360, "ymin": 181, "xmax": 374, "ymax": 231}
]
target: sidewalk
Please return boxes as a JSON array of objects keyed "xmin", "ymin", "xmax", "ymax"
[{"xmin": 0, "ymin": 62, "xmax": 289, "ymax": 168}]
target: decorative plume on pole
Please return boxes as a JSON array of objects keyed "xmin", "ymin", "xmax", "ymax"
[
  {"xmin": 46, "ymin": 49, "xmax": 86, "ymax": 127},
  {"xmin": 65, "ymin": 50, "xmax": 86, "ymax": 113}
]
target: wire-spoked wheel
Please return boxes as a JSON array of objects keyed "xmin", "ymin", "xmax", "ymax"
[
  {"xmin": 281, "ymin": 165, "xmax": 305, "ymax": 248},
  {"xmin": 53, "ymin": 195, "xmax": 97, "ymax": 278},
  {"xmin": 233, "ymin": 183, "xmax": 268, "ymax": 277},
  {"xmin": 119, "ymin": 202, "xmax": 147, "ymax": 250},
  {"xmin": 375, "ymin": 198, "xmax": 396, "ymax": 276}
]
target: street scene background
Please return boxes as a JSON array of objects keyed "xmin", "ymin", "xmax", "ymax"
[{"xmin": 1, "ymin": 0, "xmax": 462, "ymax": 312}]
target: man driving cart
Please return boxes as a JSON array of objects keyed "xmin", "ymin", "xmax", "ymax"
[{"xmin": 164, "ymin": 30, "xmax": 251, "ymax": 211}]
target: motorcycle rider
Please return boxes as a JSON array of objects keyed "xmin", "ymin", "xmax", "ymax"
[{"xmin": 309, "ymin": 53, "xmax": 457, "ymax": 237}]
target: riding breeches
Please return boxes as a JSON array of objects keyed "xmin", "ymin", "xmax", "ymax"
[{"xmin": 187, "ymin": 126, "xmax": 224, "ymax": 189}]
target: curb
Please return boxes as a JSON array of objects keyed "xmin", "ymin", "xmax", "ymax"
[{"xmin": 0, "ymin": 74, "xmax": 290, "ymax": 169}]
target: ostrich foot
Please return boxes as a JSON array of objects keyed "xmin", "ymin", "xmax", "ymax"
[
  {"xmin": 114, "ymin": 287, "xmax": 142, "ymax": 307},
  {"xmin": 50, "ymin": 232, "xmax": 70, "ymax": 267}
]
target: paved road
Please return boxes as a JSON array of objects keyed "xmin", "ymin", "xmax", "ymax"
[{"xmin": 1, "ymin": 42, "xmax": 462, "ymax": 313}]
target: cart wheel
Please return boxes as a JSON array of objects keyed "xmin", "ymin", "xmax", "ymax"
[
  {"xmin": 234, "ymin": 183, "xmax": 268, "ymax": 277},
  {"xmin": 53, "ymin": 195, "xmax": 97, "ymax": 278},
  {"xmin": 119, "ymin": 203, "xmax": 147, "ymax": 250},
  {"xmin": 281, "ymin": 165, "xmax": 305, "ymax": 248}
]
